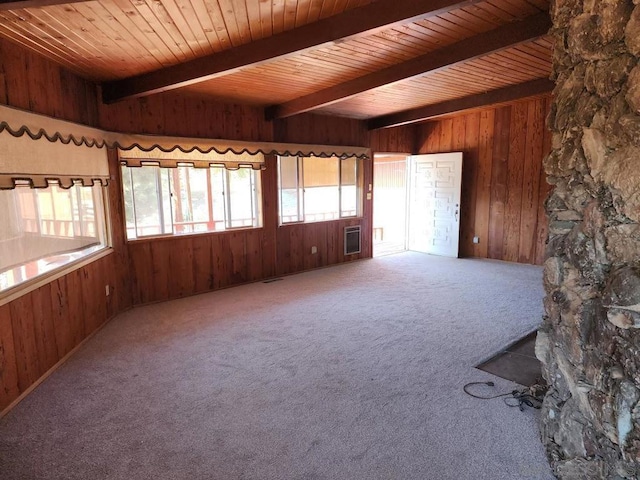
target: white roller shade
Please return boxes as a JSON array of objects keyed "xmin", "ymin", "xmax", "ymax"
[{"xmin": 0, "ymin": 130, "xmax": 109, "ymax": 189}]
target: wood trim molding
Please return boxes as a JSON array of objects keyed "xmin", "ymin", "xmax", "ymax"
[
  {"xmin": 101, "ymin": 0, "xmax": 482, "ymax": 103},
  {"xmin": 266, "ymin": 13, "xmax": 551, "ymax": 120},
  {"xmin": 367, "ymin": 78, "xmax": 555, "ymax": 130}
]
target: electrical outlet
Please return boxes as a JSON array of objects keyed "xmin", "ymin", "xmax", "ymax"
[
  {"xmin": 473, "ymin": 236, "xmax": 480, "ymax": 244},
  {"xmin": 105, "ymin": 285, "xmax": 110, "ymax": 297},
  {"xmin": 311, "ymin": 246, "xmax": 318, "ymax": 254}
]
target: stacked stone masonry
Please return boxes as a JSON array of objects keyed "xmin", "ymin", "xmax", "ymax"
[{"xmin": 538, "ymin": 0, "xmax": 640, "ymax": 478}]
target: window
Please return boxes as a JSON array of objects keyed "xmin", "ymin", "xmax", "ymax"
[
  {"xmin": 0, "ymin": 183, "xmax": 109, "ymax": 292},
  {"xmin": 278, "ymin": 155, "xmax": 362, "ymax": 224},
  {"xmin": 121, "ymin": 165, "xmax": 262, "ymax": 240}
]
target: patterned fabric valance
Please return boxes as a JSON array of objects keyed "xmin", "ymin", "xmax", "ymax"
[{"xmin": 0, "ymin": 104, "xmax": 370, "ymax": 188}]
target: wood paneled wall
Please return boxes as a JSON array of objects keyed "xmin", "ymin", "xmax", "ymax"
[
  {"xmin": 99, "ymin": 91, "xmax": 273, "ymax": 141},
  {"xmin": 0, "ymin": 39, "xmax": 135, "ymax": 412},
  {"xmin": 273, "ymin": 113, "xmax": 369, "ymax": 146},
  {"xmin": 0, "ymin": 38, "xmax": 98, "ymax": 125},
  {"xmin": 369, "ymin": 124, "xmax": 416, "ymax": 153},
  {"xmin": 415, "ymin": 96, "xmax": 552, "ymax": 265},
  {"xmin": 0, "ymin": 152, "xmax": 132, "ymax": 412},
  {"xmin": 112, "ymin": 108, "xmax": 373, "ymax": 305},
  {"xmin": 126, "ymin": 153, "xmax": 373, "ymax": 304}
]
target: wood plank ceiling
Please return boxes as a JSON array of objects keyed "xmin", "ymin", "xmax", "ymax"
[{"xmin": 0, "ymin": 0, "xmax": 552, "ymax": 127}]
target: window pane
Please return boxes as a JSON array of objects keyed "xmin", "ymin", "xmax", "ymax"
[
  {"xmin": 0, "ymin": 184, "xmax": 108, "ymax": 292},
  {"xmin": 227, "ymin": 169, "xmax": 257, "ymax": 228},
  {"xmin": 121, "ymin": 164, "xmax": 263, "ymax": 238},
  {"xmin": 210, "ymin": 168, "xmax": 226, "ymax": 231},
  {"xmin": 303, "ymin": 156, "xmax": 339, "ymax": 222},
  {"xmin": 279, "ymin": 156, "xmax": 300, "ymax": 223},
  {"xmin": 129, "ymin": 166, "xmax": 172, "ymax": 238},
  {"xmin": 121, "ymin": 166, "xmax": 136, "ymax": 239},
  {"xmin": 340, "ymin": 157, "xmax": 358, "ymax": 218},
  {"xmin": 172, "ymin": 167, "xmax": 210, "ymax": 234}
]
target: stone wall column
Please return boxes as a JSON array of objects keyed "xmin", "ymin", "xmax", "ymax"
[{"xmin": 539, "ymin": 0, "xmax": 640, "ymax": 478}]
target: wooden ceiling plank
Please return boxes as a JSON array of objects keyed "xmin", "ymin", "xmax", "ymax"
[
  {"xmin": 44, "ymin": 5, "xmax": 145, "ymax": 76},
  {"xmin": 131, "ymin": 0, "xmax": 192, "ymax": 60},
  {"xmin": 480, "ymin": 45, "xmax": 552, "ymax": 70},
  {"xmin": 282, "ymin": 0, "xmax": 297, "ymax": 30},
  {"xmin": 257, "ymin": 0, "xmax": 273, "ymax": 38},
  {"xmin": 313, "ymin": 37, "xmax": 410, "ymax": 66},
  {"xmin": 270, "ymin": 0, "xmax": 285, "ymax": 34},
  {"xmin": 408, "ymin": 18, "xmax": 464, "ymax": 44},
  {"xmin": 216, "ymin": 0, "xmax": 245, "ymax": 46},
  {"xmin": 97, "ymin": 0, "xmax": 177, "ymax": 67},
  {"xmin": 398, "ymin": 23, "xmax": 458, "ymax": 49},
  {"xmin": 318, "ymin": 0, "xmax": 338, "ymax": 19},
  {"xmin": 457, "ymin": 52, "xmax": 545, "ymax": 77},
  {"xmin": 12, "ymin": 7, "xmax": 100, "ymax": 61},
  {"xmin": 127, "ymin": 1, "xmax": 177, "ymax": 58},
  {"xmin": 328, "ymin": 0, "xmax": 347, "ymax": 16},
  {"xmin": 232, "ymin": 0, "xmax": 251, "ymax": 43},
  {"xmin": 298, "ymin": 50, "xmax": 379, "ymax": 73},
  {"xmin": 440, "ymin": 8, "xmax": 500, "ymax": 33},
  {"xmin": 266, "ymin": 12, "xmax": 550, "ymax": 119},
  {"xmin": 13, "ymin": 8, "xmax": 115, "ymax": 71},
  {"xmin": 422, "ymin": 68, "xmax": 538, "ymax": 94},
  {"xmin": 368, "ymin": 78, "xmax": 554, "ymax": 129},
  {"xmin": 143, "ymin": 0, "xmax": 200, "ymax": 58},
  {"xmin": 0, "ymin": 19, "xmax": 95, "ymax": 75},
  {"xmin": 294, "ymin": 0, "xmax": 311, "ymax": 27},
  {"xmin": 74, "ymin": 2, "xmax": 161, "ymax": 73},
  {"xmin": 201, "ymin": 0, "xmax": 232, "ymax": 49},
  {"xmin": 245, "ymin": 0, "xmax": 264, "ymax": 41},
  {"xmin": 350, "ymin": 36, "xmax": 424, "ymax": 63},
  {"xmin": 102, "ymin": 0, "xmax": 484, "ymax": 103},
  {"xmin": 522, "ymin": 37, "xmax": 553, "ymax": 56},
  {"xmin": 187, "ymin": 0, "xmax": 224, "ymax": 53},
  {"xmin": 437, "ymin": 63, "xmax": 531, "ymax": 86},
  {"xmin": 306, "ymin": 0, "xmax": 323, "ymax": 23},
  {"xmin": 424, "ymin": 11, "xmax": 488, "ymax": 37},
  {"xmin": 106, "ymin": 0, "xmax": 179, "ymax": 65},
  {"xmin": 383, "ymin": 24, "xmax": 448, "ymax": 52},
  {"xmin": 252, "ymin": 56, "xmax": 351, "ymax": 79},
  {"xmin": 465, "ymin": 2, "xmax": 519, "ymax": 22},
  {"xmin": 494, "ymin": 46, "xmax": 552, "ymax": 69},
  {"xmin": 0, "ymin": 0, "xmax": 89, "ymax": 11},
  {"xmin": 171, "ymin": 0, "xmax": 212, "ymax": 55}
]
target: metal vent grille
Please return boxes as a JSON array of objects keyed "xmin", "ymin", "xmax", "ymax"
[{"xmin": 344, "ymin": 225, "xmax": 361, "ymax": 255}]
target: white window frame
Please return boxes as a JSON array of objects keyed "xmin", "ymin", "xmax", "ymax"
[
  {"xmin": 0, "ymin": 182, "xmax": 112, "ymax": 302},
  {"xmin": 278, "ymin": 155, "xmax": 361, "ymax": 225},
  {"xmin": 121, "ymin": 164, "xmax": 262, "ymax": 241}
]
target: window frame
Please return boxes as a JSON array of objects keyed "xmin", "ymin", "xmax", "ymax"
[
  {"xmin": 277, "ymin": 155, "xmax": 362, "ymax": 225},
  {"xmin": 120, "ymin": 163, "xmax": 263, "ymax": 242},
  {"xmin": 0, "ymin": 182, "xmax": 113, "ymax": 303}
]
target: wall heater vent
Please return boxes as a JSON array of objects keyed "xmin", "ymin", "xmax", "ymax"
[{"xmin": 344, "ymin": 225, "xmax": 361, "ymax": 255}]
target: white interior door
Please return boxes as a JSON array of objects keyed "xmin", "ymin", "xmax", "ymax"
[{"xmin": 408, "ymin": 152, "xmax": 463, "ymax": 257}]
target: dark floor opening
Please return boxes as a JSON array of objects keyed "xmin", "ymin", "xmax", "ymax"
[{"xmin": 476, "ymin": 331, "xmax": 545, "ymax": 387}]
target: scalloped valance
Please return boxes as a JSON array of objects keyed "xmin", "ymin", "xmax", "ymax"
[{"xmin": 0, "ymin": 104, "xmax": 370, "ymax": 188}]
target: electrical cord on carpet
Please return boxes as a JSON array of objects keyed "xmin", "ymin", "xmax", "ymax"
[{"xmin": 463, "ymin": 381, "xmax": 547, "ymax": 411}]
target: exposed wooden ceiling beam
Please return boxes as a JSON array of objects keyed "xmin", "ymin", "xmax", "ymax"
[
  {"xmin": 101, "ymin": 0, "xmax": 482, "ymax": 104},
  {"xmin": 367, "ymin": 78, "xmax": 555, "ymax": 130},
  {"xmin": 266, "ymin": 13, "xmax": 551, "ymax": 120},
  {"xmin": 0, "ymin": 0, "xmax": 88, "ymax": 10}
]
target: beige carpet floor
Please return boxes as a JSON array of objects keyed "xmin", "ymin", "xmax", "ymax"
[{"xmin": 0, "ymin": 252, "xmax": 554, "ymax": 479}]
